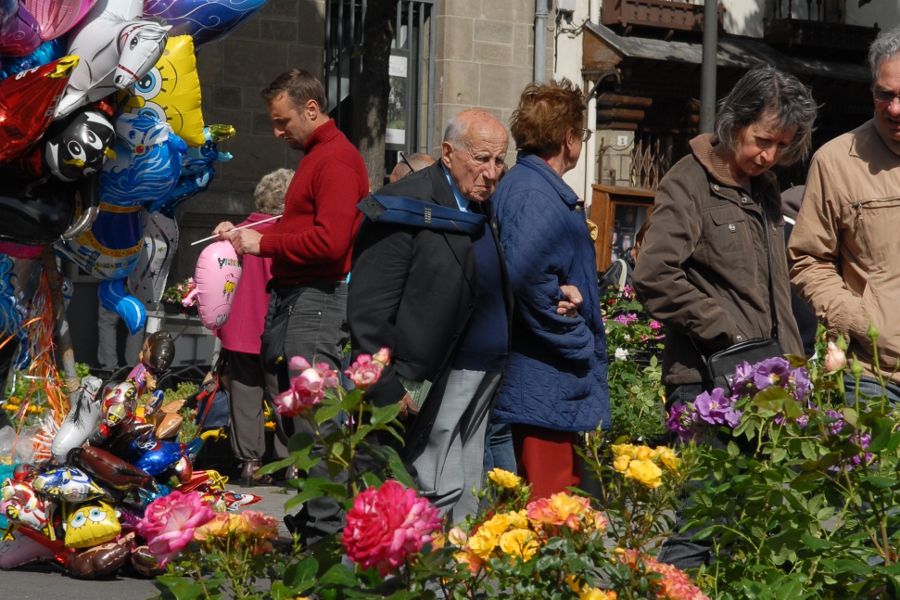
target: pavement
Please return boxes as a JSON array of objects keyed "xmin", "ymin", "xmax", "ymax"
[{"xmin": 1, "ymin": 482, "xmax": 295, "ymax": 600}]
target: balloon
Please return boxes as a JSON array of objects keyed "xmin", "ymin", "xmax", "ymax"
[
  {"xmin": 100, "ymin": 379, "xmax": 138, "ymax": 428},
  {"xmin": 130, "ymin": 544, "xmax": 163, "ymax": 576},
  {"xmin": 0, "ymin": 38, "xmax": 65, "ymax": 81},
  {"xmin": 26, "ymin": 0, "xmax": 99, "ymax": 40},
  {"xmin": 33, "ymin": 467, "xmax": 106, "ymax": 502},
  {"xmin": 0, "ymin": 54, "xmax": 78, "ymax": 163},
  {"xmin": 0, "ymin": 2, "xmax": 40, "ymax": 56},
  {"xmin": 67, "ymin": 532, "xmax": 134, "ymax": 578},
  {"xmin": 50, "ymin": 375, "xmax": 103, "ymax": 464},
  {"xmin": 0, "ymin": 252, "xmax": 41, "ymax": 342},
  {"xmin": 68, "ymin": 446, "xmax": 159, "ymax": 492},
  {"xmin": 99, "ymin": 278, "xmax": 145, "ymax": 334},
  {"xmin": 142, "ymin": 0, "xmax": 269, "ymax": 49},
  {"xmin": 64, "ymin": 500, "xmax": 120, "ymax": 548},
  {"xmin": 0, "ymin": 0, "xmax": 18, "ymax": 33},
  {"xmin": 119, "ymin": 34, "xmax": 203, "ymax": 146},
  {"xmin": 0, "ymin": 527, "xmax": 56, "ymax": 568},
  {"xmin": 127, "ymin": 209, "xmax": 178, "ymax": 309},
  {"xmin": 55, "ymin": 0, "xmax": 169, "ymax": 118},
  {"xmin": 44, "ymin": 110, "xmax": 116, "ymax": 181},
  {"xmin": 134, "ymin": 440, "xmax": 182, "ymax": 476},
  {"xmin": 189, "ymin": 240, "xmax": 242, "ymax": 330},
  {"xmin": 0, "ymin": 172, "xmax": 98, "ymax": 246},
  {"xmin": 0, "ymin": 478, "xmax": 50, "ymax": 535}
]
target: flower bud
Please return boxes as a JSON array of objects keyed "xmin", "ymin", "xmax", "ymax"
[
  {"xmin": 850, "ymin": 355, "xmax": 863, "ymax": 378},
  {"xmin": 835, "ymin": 333, "xmax": 848, "ymax": 352},
  {"xmin": 824, "ymin": 342, "xmax": 847, "ymax": 373},
  {"xmin": 868, "ymin": 321, "xmax": 880, "ymax": 345}
]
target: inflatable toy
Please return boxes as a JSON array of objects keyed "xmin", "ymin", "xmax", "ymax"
[
  {"xmin": 0, "ymin": 1, "xmax": 40, "ymax": 56},
  {"xmin": 0, "ymin": 38, "xmax": 65, "ymax": 80},
  {"xmin": 188, "ymin": 240, "xmax": 242, "ymax": 330},
  {"xmin": 64, "ymin": 500, "xmax": 120, "ymax": 548},
  {"xmin": 27, "ymin": 0, "xmax": 99, "ymax": 40},
  {"xmin": 0, "ymin": 171, "xmax": 99, "ymax": 246},
  {"xmin": 0, "ymin": 527, "xmax": 55, "ymax": 568},
  {"xmin": 142, "ymin": 0, "xmax": 269, "ymax": 48},
  {"xmin": 33, "ymin": 467, "xmax": 106, "ymax": 502},
  {"xmin": 50, "ymin": 375, "xmax": 103, "ymax": 464}
]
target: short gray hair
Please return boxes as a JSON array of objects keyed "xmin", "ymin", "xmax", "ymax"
[
  {"xmin": 443, "ymin": 115, "xmax": 471, "ymax": 150},
  {"xmin": 715, "ymin": 66, "xmax": 817, "ymax": 166},
  {"xmin": 254, "ymin": 168, "xmax": 294, "ymax": 215},
  {"xmin": 869, "ymin": 26, "xmax": 900, "ymax": 82}
]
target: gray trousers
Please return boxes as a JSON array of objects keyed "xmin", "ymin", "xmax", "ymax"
[
  {"xmin": 411, "ymin": 369, "xmax": 501, "ymax": 525},
  {"xmin": 225, "ymin": 350, "xmax": 288, "ymax": 462}
]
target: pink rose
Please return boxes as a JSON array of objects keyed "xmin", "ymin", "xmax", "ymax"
[
  {"xmin": 373, "ymin": 347, "xmax": 391, "ymax": 366},
  {"xmin": 136, "ymin": 491, "xmax": 214, "ymax": 566},
  {"xmin": 342, "ymin": 480, "xmax": 442, "ymax": 576},
  {"xmin": 825, "ymin": 341, "xmax": 846, "ymax": 373},
  {"xmin": 344, "ymin": 354, "xmax": 385, "ymax": 390},
  {"xmin": 273, "ymin": 358, "xmax": 339, "ymax": 418}
]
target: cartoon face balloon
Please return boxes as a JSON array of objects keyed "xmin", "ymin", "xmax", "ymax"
[
  {"xmin": 120, "ymin": 34, "xmax": 204, "ymax": 146},
  {"xmin": 45, "ymin": 110, "xmax": 116, "ymax": 181},
  {"xmin": 102, "ymin": 380, "xmax": 137, "ymax": 427},
  {"xmin": 33, "ymin": 467, "xmax": 106, "ymax": 503},
  {"xmin": 65, "ymin": 501, "xmax": 120, "ymax": 548},
  {"xmin": 191, "ymin": 240, "xmax": 242, "ymax": 330},
  {"xmin": 0, "ymin": 478, "xmax": 49, "ymax": 535}
]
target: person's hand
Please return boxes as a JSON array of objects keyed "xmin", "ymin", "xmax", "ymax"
[
  {"xmin": 222, "ymin": 227, "xmax": 263, "ymax": 256},
  {"xmin": 397, "ymin": 393, "xmax": 420, "ymax": 420},
  {"xmin": 213, "ymin": 221, "xmax": 235, "ymax": 237},
  {"xmin": 557, "ymin": 284, "xmax": 583, "ymax": 318}
]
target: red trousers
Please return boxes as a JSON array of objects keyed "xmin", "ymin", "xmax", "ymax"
[{"xmin": 512, "ymin": 424, "xmax": 581, "ymax": 500}]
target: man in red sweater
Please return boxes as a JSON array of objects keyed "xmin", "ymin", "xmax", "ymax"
[{"xmin": 213, "ymin": 70, "xmax": 368, "ymax": 542}]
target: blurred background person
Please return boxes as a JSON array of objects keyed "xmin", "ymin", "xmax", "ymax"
[
  {"xmin": 599, "ymin": 218, "xmax": 651, "ymax": 297},
  {"xmin": 389, "ymin": 151, "xmax": 436, "ymax": 183},
  {"xmin": 216, "ymin": 168, "xmax": 293, "ymax": 487},
  {"xmin": 490, "ymin": 78, "xmax": 611, "ymax": 499}
]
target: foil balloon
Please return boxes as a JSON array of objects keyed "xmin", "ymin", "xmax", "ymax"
[
  {"xmin": 0, "ymin": 0, "xmax": 18, "ymax": 33},
  {"xmin": 119, "ymin": 34, "xmax": 203, "ymax": 146},
  {"xmin": 0, "ymin": 252, "xmax": 41, "ymax": 349},
  {"xmin": 0, "ymin": 478, "xmax": 50, "ymax": 535},
  {"xmin": 0, "ymin": 527, "xmax": 56, "ymax": 568},
  {"xmin": 142, "ymin": 0, "xmax": 269, "ymax": 49},
  {"xmin": 68, "ymin": 446, "xmax": 159, "ymax": 492},
  {"xmin": 188, "ymin": 240, "xmax": 242, "ymax": 330},
  {"xmin": 134, "ymin": 440, "xmax": 182, "ymax": 476},
  {"xmin": 55, "ymin": 0, "xmax": 169, "ymax": 118},
  {"xmin": 16, "ymin": 109, "xmax": 116, "ymax": 180},
  {"xmin": 131, "ymin": 544, "xmax": 163, "ymax": 576},
  {"xmin": 0, "ymin": 54, "xmax": 77, "ymax": 163},
  {"xmin": 0, "ymin": 1, "xmax": 40, "ymax": 56},
  {"xmin": 100, "ymin": 379, "xmax": 137, "ymax": 428},
  {"xmin": 0, "ymin": 38, "xmax": 65, "ymax": 81},
  {"xmin": 99, "ymin": 278, "xmax": 145, "ymax": 334},
  {"xmin": 0, "ymin": 172, "xmax": 98, "ymax": 246},
  {"xmin": 64, "ymin": 501, "xmax": 120, "ymax": 548},
  {"xmin": 33, "ymin": 467, "xmax": 105, "ymax": 503},
  {"xmin": 128, "ymin": 209, "xmax": 178, "ymax": 309},
  {"xmin": 67, "ymin": 532, "xmax": 134, "ymax": 578},
  {"xmin": 50, "ymin": 375, "xmax": 103, "ymax": 464},
  {"xmin": 26, "ymin": 0, "xmax": 100, "ymax": 40}
]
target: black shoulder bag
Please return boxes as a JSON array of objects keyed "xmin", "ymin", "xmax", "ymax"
[{"xmin": 705, "ymin": 202, "xmax": 784, "ymax": 393}]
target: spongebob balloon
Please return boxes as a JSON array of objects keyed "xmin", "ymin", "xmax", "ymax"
[
  {"xmin": 65, "ymin": 501, "xmax": 120, "ymax": 548},
  {"xmin": 119, "ymin": 34, "xmax": 204, "ymax": 146}
]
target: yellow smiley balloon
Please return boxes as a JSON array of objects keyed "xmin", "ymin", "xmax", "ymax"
[
  {"xmin": 118, "ymin": 35, "xmax": 205, "ymax": 147},
  {"xmin": 65, "ymin": 501, "xmax": 121, "ymax": 549}
]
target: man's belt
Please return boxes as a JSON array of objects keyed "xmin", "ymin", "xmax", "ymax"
[{"xmin": 358, "ymin": 194, "xmax": 486, "ymax": 235}]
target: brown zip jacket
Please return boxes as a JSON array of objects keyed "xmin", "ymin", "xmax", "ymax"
[
  {"xmin": 633, "ymin": 134, "xmax": 803, "ymax": 387},
  {"xmin": 789, "ymin": 118, "xmax": 900, "ymax": 383}
]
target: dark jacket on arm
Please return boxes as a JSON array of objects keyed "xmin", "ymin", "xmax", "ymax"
[
  {"xmin": 632, "ymin": 134, "xmax": 803, "ymax": 387},
  {"xmin": 347, "ymin": 161, "xmax": 513, "ymax": 452}
]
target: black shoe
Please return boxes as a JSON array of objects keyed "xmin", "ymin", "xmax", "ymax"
[{"xmin": 239, "ymin": 460, "xmax": 258, "ymax": 488}]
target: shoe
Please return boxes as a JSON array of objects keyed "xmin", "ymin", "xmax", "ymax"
[{"xmin": 239, "ymin": 460, "xmax": 259, "ymax": 488}]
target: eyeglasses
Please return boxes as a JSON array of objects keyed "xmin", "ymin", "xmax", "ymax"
[
  {"xmin": 873, "ymin": 87, "xmax": 900, "ymax": 104},
  {"xmin": 577, "ymin": 128, "xmax": 593, "ymax": 142},
  {"xmin": 399, "ymin": 151, "xmax": 415, "ymax": 173}
]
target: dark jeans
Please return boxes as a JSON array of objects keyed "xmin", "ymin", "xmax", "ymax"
[
  {"xmin": 843, "ymin": 374, "xmax": 900, "ymax": 406},
  {"xmin": 658, "ymin": 383, "xmax": 727, "ymax": 571},
  {"xmin": 271, "ymin": 281, "xmax": 350, "ymax": 546},
  {"xmin": 483, "ymin": 421, "xmax": 517, "ymax": 475}
]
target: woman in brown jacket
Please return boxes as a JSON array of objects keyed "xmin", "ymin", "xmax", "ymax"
[{"xmin": 632, "ymin": 66, "xmax": 817, "ymax": 569}]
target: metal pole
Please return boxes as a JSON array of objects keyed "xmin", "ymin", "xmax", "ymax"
[
  {"xmin": 426, "ymin": 5, "xmax": 435, "ymax": 153},
  {"xmin": 534, "ymin": 0, "xmax": 548, "ymax": 84},
  {"xmin": 699, "ymin": 0, "xmax": 718, "ymax": 134}
]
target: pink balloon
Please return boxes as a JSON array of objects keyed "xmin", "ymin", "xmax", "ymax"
[
  {"xmin": 0, "ymin": 2, "xmax": 40, "ymax": 55},
  {"xmin": 190, "ymin": 240, "xmax": 243, "ymax": 330},
  {"xmin": 0, "ymin": 529, "xmax": 55, "ymax": 568},
  {"xmin": 24, "ymin": 0, "xmax": 99, "ymax": 40}
]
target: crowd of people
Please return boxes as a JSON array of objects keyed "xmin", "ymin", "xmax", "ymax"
[{"xmin": 207, "ymin": 23, "xmax": 900, "ymax": 569}]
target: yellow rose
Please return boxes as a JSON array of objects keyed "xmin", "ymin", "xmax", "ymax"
[
  {"xmin": 498, "ymin": 528, "xmax": 539, "ymax": 562},
  {"xmin": 613, "ymin": 455, "xmax": 631, "ymax": 472},
  {"xmin": 610, "ymin": 444, "xmax": 638, "ymax": 459},
  {"xmin": 635, "ymin": 446, "xmax": 653, "ymax": 460},
  {"xmin": 487, "ymin": 468, "xmax": 521, "ymax": 489},
  {"xmin": 566, "ymin": 574, "xmax": 581, "ymax": 592},
  {"xmin": 508, "ymin": 509, "xmax": 529, "ymax": 529},
  {"xmin": 468, "ymin": 527, "xmax": 500, "ymax": 560},
  {"xmin": 625, "ymin": 459, "xmax": 663, "ymax": 489},
  {"xmin": 651, "ymin": 446, "xmax": 682, "ymax": 473},
  {"xmin": 579, "ymin": 587, "xmax": 617, "ymax": 600},
  {"xmin": 430, "ymin": 532, "xmax": 446, "ymax": 549}
]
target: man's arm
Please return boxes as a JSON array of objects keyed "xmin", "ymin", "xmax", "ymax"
[
  {"xmin": 259, "ymin": 161, "xmax": 364, "ymax": 264},
  {"xmin": 789, "ymin": 155, "xmax": 870, "ymax": 345}
]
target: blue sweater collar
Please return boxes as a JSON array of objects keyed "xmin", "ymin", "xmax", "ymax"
[{"xmin": 515, "ymin": 153, "xmax": 579, "ymax": 205}]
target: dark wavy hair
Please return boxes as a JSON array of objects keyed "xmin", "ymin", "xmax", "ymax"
[
  {"xmin": 510, "ymin": 78, "xmax": 586, "ymax": 157},
  {"xmin": 260, "ymin": 69, "xmax": 328, "ymax": 113},
  {"xmin": 714, "ymin": 66, "xmax": 817, "ymax": 166}
]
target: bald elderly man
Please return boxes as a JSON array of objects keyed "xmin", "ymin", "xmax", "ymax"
[
  {"xmin": 348, "ymin": 109, "xmax": 512, "ymax": 522},
  {"xmin": 390, "ymin": 152, "xmax": 437, "ymax": 182}
]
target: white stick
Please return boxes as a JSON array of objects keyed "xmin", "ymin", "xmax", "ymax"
[{"xmin": 190, "ymin": 214, "xmax": 282, "ymax": 246}]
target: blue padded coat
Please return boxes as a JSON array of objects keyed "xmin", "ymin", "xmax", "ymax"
[{"xmin": 491, "ymin": 154, "xmax": 611, "ymax": 432}]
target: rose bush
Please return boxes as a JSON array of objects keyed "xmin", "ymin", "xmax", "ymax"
[{"xmin": 137, "ymin": 491, "xmax": 214, "ymax": 566}]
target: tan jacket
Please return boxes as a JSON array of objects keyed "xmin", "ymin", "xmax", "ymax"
[
  {"xmin": 789, "ymin": 118, "xmax": 900, "ymax": 382},
  {"xmin": 634, "ymin": 134, "xmax": 803, "ymax": 387}
]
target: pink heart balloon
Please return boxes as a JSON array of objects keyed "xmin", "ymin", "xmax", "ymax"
[
  {"xmin": 23, "ymin": 0, "xmax": 99, "ymax": 40},
  {"xmin": 0, "ymin": 3, "xmax": 40, "ymax": 56}
]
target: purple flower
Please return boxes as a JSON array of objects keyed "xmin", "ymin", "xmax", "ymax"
[
  {"xmin": 791, "ymin": 367, "xmax": 812, "ymax": 402},
  {"xmin": 723, "ymin": 407, "xmax": 742, "ymax": 428},
  {"xmin": 825, "ymin": 410, "xmax": 845, "ymax": 436},
  {"xmin": 751, "ymin": 357, "xmax": 791, "ymax": 391},
  {"xmin": 666, "ymin": 402, "xmax": 698, "ymax": 441},
  {"xmin": 649, "ymin": 320, "xmax": 662, "ymax": 330},
  {"xmin": 694, "ymin": 388, "xmax": 731, "ymax": 426},
  {"xmin": 850, "ymin": 432, "xmax": 874, "ymax": 467},
  {"xmin": 795, "ymin": 412, "xmax": 810, "ymax": 428},
  {"xmin": 732, "ymin": 361, "xmax": 755, "ymax": 396}
]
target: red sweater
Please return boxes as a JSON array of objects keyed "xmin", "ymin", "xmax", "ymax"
[{"xmin": 259, "ymin": 120, "xmax": 368, "ymax": 284}]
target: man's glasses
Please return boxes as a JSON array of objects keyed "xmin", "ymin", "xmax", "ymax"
[
  {"xmin": 873, "ymin": 87, "xmax": 900, "ymax": 104},
  {"xmin": 577, "ymin": 128, "xmax": 593, "ymax": 142},
  {"xmin": 399, "ymin": 151, "xmax": 415, "ymax": 173}
]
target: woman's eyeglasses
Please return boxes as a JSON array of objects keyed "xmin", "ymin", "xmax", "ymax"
[{"xmin": 577, "ymin": 128, "xmax": 593, "ymax": 142}]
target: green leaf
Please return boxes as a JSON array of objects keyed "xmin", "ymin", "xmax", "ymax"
[
  {"xmin": 283, "ymin": 555, "xmax": 318, "ymax": 588},
  {"xmin": 381, "ymin": 444, "xmax": 417, "ymax": 489},
  {"xmin": 371, "ymin": 403, "xmax": 402, "ymax": 427},
  {"xmin": 866, "ymin": 418, "xmax": 895, "ymax": 453},
  {"xmin": 727, "ymin": 440, "xmax": 740, "ymax": 458},
  {"xmin": 772, "ymin": 447, "xmax": 787, "ymax": 462},
  {"xmin": 154, "ymin": 575, "xmax": 207, "ymax": 600},
  {"xmin": 841, "ymin": 407, "xmax": 858, "ymax": 427},
  {"xmin": 801, "ymin": 533, "xmax": 837, "ymax": 550},
  {"xmin": 340, "ymin": 388, "xmax": 364, "ymax": 410},
  {"xmin": 315, "ymin": 404, "xmax": 342, "ymax": 424},
  {"xmin": 800, "ymin": 438, "xmax": 817, "ymax": 460},
  {"xmin": 864, "ymin": 475, "xmax": 898, "ymax": 489},
  {"xmin": 285, "ymin": 478, "xmax": 349, "ymax": 510},
  {"xmin": 318, "ymin": 563, "xmax": 360, "ymax": 587},
  {"xmin": 256, "ymin": 455, "xmax": 295, "ymax": 476},
  {"xmin": 288, "ymin": 432, "xmax": 315, "ymax": 453},
  {"xmin": 886, "ymin": 431, "xmax": 900, "ymax": 453}
]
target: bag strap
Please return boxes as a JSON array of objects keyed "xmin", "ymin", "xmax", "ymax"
[
  {"xmin": 616, "ymin": 258, "xmax": 628, "ymax": 291},
  {"xmin": 761, "ymin": 199, "xmax": 779, "ymax": 341}
]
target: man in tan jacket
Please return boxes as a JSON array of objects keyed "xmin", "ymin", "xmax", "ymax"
[{"xmin": 790, "ymin": 26, "xmax": 900, "ymax": 402}]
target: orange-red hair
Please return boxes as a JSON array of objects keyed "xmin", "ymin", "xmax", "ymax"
[{"xmin": 510, "ymin": 78, "xmax": 585, "ymax": 157}]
